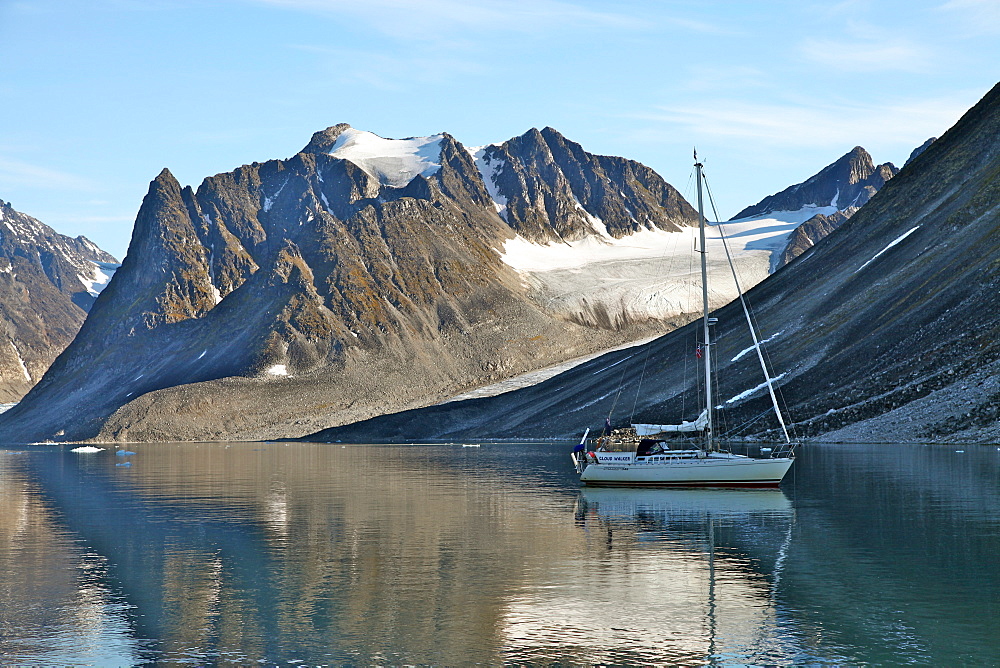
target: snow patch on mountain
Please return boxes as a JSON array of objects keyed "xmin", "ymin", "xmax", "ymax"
[
  {"xmin": 502, "ymin": 226, "xmax": 681, "ymax": 272},
  {"xmin": 721, "ymin": 373, "xmax": 787, "ymax": 406},
  {"xmin": 328, "ymin": 128, "xmax": 445, "ymax": 188},
  {"xmin": 732, "ymin": 330, "xmax": 784, "ymax": 362},
  {"xmin": 8, "ymin": 341, "xmax": 30, "ymax": 382},
  {"xmin": 78, "ymin": 260, "xmax": 119, "ymax": 297},
  {"xmin": 855, "ymin": 225, "xmax": 921, "ymax": 273},
  {"xmin": 572, "ymin": 196, "xmax": 610, "ymax": 238},
  {"xmin": 725, "ymin": 205, "xmax": 839, "ymax": 271},
  {"xmin": 499, "ymin": 210, "xmax": 817, "ymax": 326},
  {"xmin": 503, "ymin": 206, "xmax": 829, "ymax": 275},
  {"xmin": 468, "ymin": 147, "xmax": 509, "ymax": 220}
]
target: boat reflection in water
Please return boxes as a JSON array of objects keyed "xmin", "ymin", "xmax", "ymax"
[
  {"xmin": 501, "ymin": 488, "xmax": 796, "ymax": 665},
  {"xmin": 9, "ymin": 442, "xmax": 997, "ymax": 665}
]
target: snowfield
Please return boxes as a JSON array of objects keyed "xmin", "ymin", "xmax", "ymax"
[
  {"xmin": 327, "ymin": 128, "xmax": 445, "ymax": 188},
  {"xmin": 468, "ymin": 146, "xmax": 509, "ymax": 219},
  {"xmin": 78, "ymin": 260, "xmax": 119, "ymax": 297},
  {"xmin": 322, "ymin": 126, "xmax": 837, "ymax": 336},
  {"xmin": 500, "ymin": 205, "xmax": 836, "ymax": 327}
]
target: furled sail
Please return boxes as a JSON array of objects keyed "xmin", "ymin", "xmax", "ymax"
[{"xmin": 632, "ymin": 409, "xmax": 709, "ymax": 436}]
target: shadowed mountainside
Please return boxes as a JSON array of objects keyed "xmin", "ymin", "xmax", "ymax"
[
  {"xmin": 732, "ymin": 147, "xmax": 898, "ymax": 269},
  {"xmin": 0, "ymin": 200, "xmax": 118, "ymax": 402},
  {"xmin": 308, "ymin": 82, "xmax": 1000, "ymax": 444},
  {"xmin": 0, "ymin": 126, "xmax": 698, "ymax": 443}
]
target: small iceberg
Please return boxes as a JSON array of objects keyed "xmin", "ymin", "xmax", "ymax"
[
  {"xmin": 116, "ymin": 450, "xmax": 137, "ymax": 456},
  {"xmin": 116, "ymin": 461, "xmax": 132, "ymax": 467},
  {"xmin": 71, "ymin": 446, "xmax": 104, "ymax": 453}
]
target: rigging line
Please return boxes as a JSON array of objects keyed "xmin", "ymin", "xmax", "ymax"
[
  {"xmin": 680, "ymin": 169, "xmax": 700, "ymax": 423},
  {"xmin": 606, "ymin": 359, "xmax": 632, "ymax": 430},
  {"xmin": 629, "ymin": 341, "xmax": 653, "ymax": 422},
  {"xmin": 710, "ymin": 323, "xmax": 728, "ymax": 443},
  {"xmin": 680, "ymin": 329, "xmax": 689, "ymax": 420},
  {"xmin": 734, "ymin": 278, "xmax": 801, "ymax": 439},
  {"xmin": 702, "ymin": 172, "xmax": 792, "ymax": 443},
  {"xmin": 700, "ymin": 177, "xmax": 798, "ymax": 439},
  {"xmin": 727, "ymin": 285, "xmax": 800, "ymax": 439},
  {"xmin": 721, "ymin": 407, "xmax": 777, "ymax": 438}
]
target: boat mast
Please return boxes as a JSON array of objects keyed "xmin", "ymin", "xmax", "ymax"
[{"xmin": 695, "ymin": 152, "xmax": 714, "ymax": 449}]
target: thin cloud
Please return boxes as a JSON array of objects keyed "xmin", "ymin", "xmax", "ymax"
[
  {"xmin": 798, "ymin": 34, "xmax": 932, "ymax": 73},
  {"xmin": 290, "ymin": 44, "xmax": 489, "ymax": 90},
  {"xmin": 0, "ymin": 156, "xmax": 98, "ymax": 192},
  {"xmin": 938, "ymin": 0, "xmax": 1000, "ymax": 35},
  {"xmin": 251, "ymin": 0, "xmax": 644, "ymax": 38},
  {"xmin": 631, "ymin": 94, "xmax": 972, "ymax": 150},
  {"xmin": 676, "ymin": 65, "xmax": 770, "ymax": 94},
  {"xmin": 58, "ymin": 214, "xmax": 135, "ymax": 224},
  {"xmin": 661, "ymin": 15, "xmax": 741, "ymax": 36}
]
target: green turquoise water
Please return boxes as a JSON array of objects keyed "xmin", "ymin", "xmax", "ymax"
[{"xmin": 0, "ymin": 441, "xmax": 997, "ymax": 665}]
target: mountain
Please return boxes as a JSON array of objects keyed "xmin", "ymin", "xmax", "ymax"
[
  {"xmin": 733, "ymin": 146, "xmax": 897, "ymax": 220},
  {"xmin": 0, "ymin": 200, "xmax": 118, "ymax": 403},
  {"xmin": 905, "ymin": 137, "xmax": 936, "ymax": 166},
  {"xmin": 729, "ymin": 146, "xmax": 898, "ymax": 270},
  {"xmin": 0, "ymin": 125, "xmax": 702, "ymax": 444},
  {"xmin": 775, "ymin": 208, "xmax": 853, "ymax": 268},
  {"xmin": 472, "ymin": 127, "xmax": 695, "ymax": 242},
  {"xmin": 306, "ymin": 81, "xmax": 1000, "ymax": 445}
]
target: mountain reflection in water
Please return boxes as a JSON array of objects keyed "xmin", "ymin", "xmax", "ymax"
[{"xmin": 0, "ymin": 442, "xmax": 998, "ymax": 665}]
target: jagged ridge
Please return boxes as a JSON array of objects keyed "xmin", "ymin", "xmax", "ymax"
[
  {"xmin": 0, "ymin": 200, "xmax": 118, "ymax": 402},
  {"xmin": 733, "ymin": 146, "xmax": 897, "ymax": 220},
  {"xmin": 306, "ymin": 81, "xmax": 1000, "ymax": 444},
  {"xmin": 0, "ymin": 125, "xmax": 699, "ymax": 443}
]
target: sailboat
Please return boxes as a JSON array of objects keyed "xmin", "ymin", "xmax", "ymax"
[{"xmin": 573, "ymin": 154, "xmax": 796, "ymax": 488}]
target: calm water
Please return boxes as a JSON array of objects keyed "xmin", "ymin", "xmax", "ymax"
[{"xmin": 0, "ymin": 442, "xmax": 998, "ymax": 665}]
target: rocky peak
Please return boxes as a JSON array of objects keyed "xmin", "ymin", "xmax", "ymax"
[
  {"xmin": 905, "ymin": 137, "xmax": 936, "ymax": 166},
  {"xmin": 300, "ymin": 123, "xmax": 354, "ymax": 154},
  {"xmin": 306, "ymin": 81, "xmax": 1000, "ymax": 446},
  {"xmin": 732, "ymin": 146, "xmax": 901, "ymax": 270},
  {"xmin": 0, "ymin": 198, "xmax": 118, "ymax": 307},
  {"xmin": 473, "ymin": 126, "xmax": 698, "ymax": 243},
  {"xmin": 0, "ymin": 123, "xmax": 702, "ymax": 443},
  {"xmin": 733, "ymin": 146, "xmax": 898, "ymax": 220},
  {"xmin": 0, "ymin": 199, "xmax": 119, "ymax": 401},
  {"xmin": 87, "ymin": 167, "xmax": 218, "ymax": 335}
]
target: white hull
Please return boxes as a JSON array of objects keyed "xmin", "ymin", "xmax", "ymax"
[{"xmin": 579, "ymin": 453, "xmax": 794, "ymax": 488}]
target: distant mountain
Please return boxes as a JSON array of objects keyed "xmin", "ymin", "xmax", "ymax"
[
  {"xmin": 733, "ymin": 146, "xmax": 897, "ymax": 220},
  {"xmin": 305, "ymin": 81, "xmax": 1000, "ymax": 445},
  {"xmin": 905, "ymin": 137, "xmax": 936, "ymax": 166},
  {"xmin": 0, "ymin": 200, "xmax": 118, "ymax": 402},
  {"xmin": 472, "ymin": 127, "xmax": 695, "ymax": 242},
  {"xmin": 730, "ymin": 147, "xmax": 898, "ymax": 269},
  {"xmin": 0, "ymin": 125, "xmax": 703, "ymax": 443},
  {"xmin": 776, "ymin": 209, "xmax": 852, "ymax": 267}
]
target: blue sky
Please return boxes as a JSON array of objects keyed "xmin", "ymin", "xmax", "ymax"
[{"xmin": 1, "ymin": 0, "xmax": 997, "ymax": 259}]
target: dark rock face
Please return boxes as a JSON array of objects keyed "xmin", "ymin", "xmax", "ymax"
[
  {"xmin": 475, "ymin": 127, "xmax": 696, "ymax": 243},
  {"xmin": 307, "ymin": 81, "xmax": 1000, "ymax": 445},
  {"xmin": 732, "ymin": 146, "xmax": 899, "ymax": 269},
  {"xmin": 777, "ymin": 208, "xmax": 854, "ymax": 267},
  {"xmin": 0, "ymin": 200, "xmax": 118, "ymax": 402},
  {"xmin": 905, "ymin": 137, "xmax": 936, "ymax": 166},
  {"xmin": 0, "ymin": 126, "xmax": 700, "ymax": 443},
  {"xmin": 733, "ymin": 147, "xmax": 898, "ymax": 221}
]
